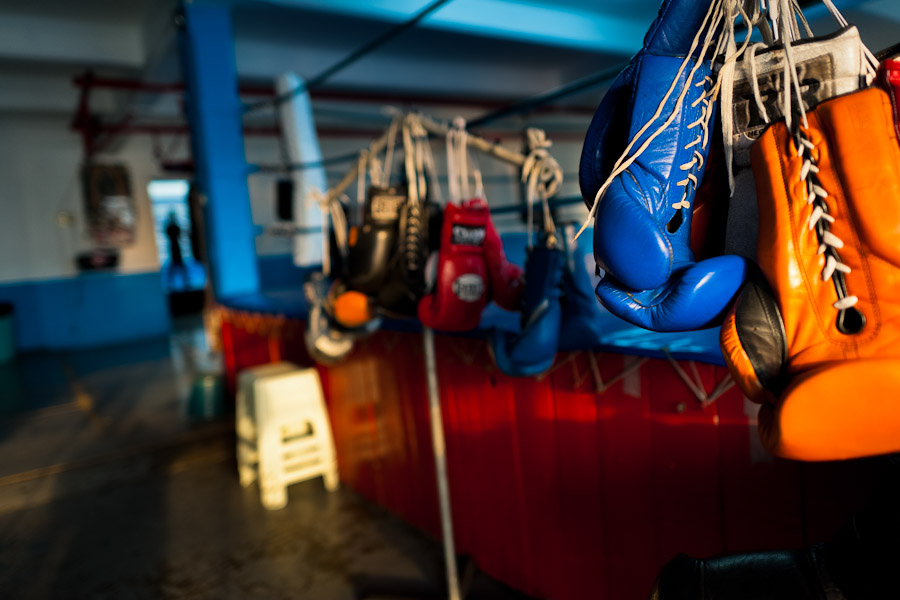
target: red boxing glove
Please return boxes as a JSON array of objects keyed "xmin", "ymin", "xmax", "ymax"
[
  {"xmin": 418, "ymin": 199, "xmax": 490, "ymax": 332},
  {"xmin": 879, "ymin": 59, "xmax": 900, "ymax": 139}
]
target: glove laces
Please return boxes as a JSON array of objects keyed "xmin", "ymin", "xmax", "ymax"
[
  {"xmin": 402, "ymin": 114, "xmax": 438, "ymax": 275},
  {"xmin": 522, "ymin": 128, "xmax": 563, "ymax": 247},
  {"xmin": 576, "ymin": 0, "xmax": 733, "ymax": 240},
  {"xmin": 774, "ymin": 0, "xmax": 870, "ymax": 333}
]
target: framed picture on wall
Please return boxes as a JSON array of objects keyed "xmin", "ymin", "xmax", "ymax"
[{"xmin": 81, "ymin": 163, "xmax": 137, "ymax": 247}]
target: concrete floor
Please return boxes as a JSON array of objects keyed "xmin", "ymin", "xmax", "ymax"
[{"xmin": 0, "ymin": 317, "xmax": 529, "ymax": 599}]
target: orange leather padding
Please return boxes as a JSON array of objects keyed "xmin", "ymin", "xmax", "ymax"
[
  {"xmin": 333, "ymin": 290, "xmax": 372, "ymax": 328},
  {"xmin": 759, "ymin": 359, "xmax": 900, "ymax": 461},
  {"xmin": 719, "ymin": 303, "xmax": 771, "ymax": 405},
  {"xmin": 748, "ymin": 87, "xmax": 900, "ymax": 460}
]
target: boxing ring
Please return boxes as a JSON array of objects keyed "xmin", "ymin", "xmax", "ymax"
[{"xmin": 214, "ymin": 233, "xmax": 879, "ymax": 600}]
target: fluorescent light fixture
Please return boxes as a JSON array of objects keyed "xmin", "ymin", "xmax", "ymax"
[{"xmin": 148, "ymin": 180, "xmax": 189, "ymax": 199}]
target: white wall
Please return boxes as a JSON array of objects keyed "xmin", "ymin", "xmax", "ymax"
[{"xmin": 0, "ymin": 114, "xmax": 161, "ymax": 285}]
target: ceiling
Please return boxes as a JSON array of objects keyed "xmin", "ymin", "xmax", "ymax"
[
  {"xmin": 232, "ymin": 0, "xmax": 661, "ymax": 53},
  {"xmin": 0, "ymin": 0, "xmax": 155, "ymax": 23},
  {"xmin": 0, "ymin": 0, "xmax": 895, "ymax": 133}
]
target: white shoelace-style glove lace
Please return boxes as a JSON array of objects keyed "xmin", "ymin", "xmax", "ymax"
[
  {"xmin": 576, "ymin": 0, "xmax": 748, "ymax": 240},
  {"xmin": 576, "ymin": 0, "xmax": 879, "ymax": 241},
  {"xmin": 794, "ymin": 128, "xmax": 865, "ymax": 333},
  {"xmin": 402, "ymin": 114, "xmax": 439, "ymax": 275},
  {"xmin": 672, "ymin": 75, "xmax": 716, "ymax": 211},
  {"xmin": 771, "ymin": 0, "xmax": 871, "ymax": 334}
]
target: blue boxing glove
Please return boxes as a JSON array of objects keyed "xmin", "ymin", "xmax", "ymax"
[
  {"xmin": 596, "ymin": 256, "xmax": 748, "ymax": 332},
  {"xmin": 579, "ymin": 0, "xmax": 747, "ymax": 331},
  {"xmin": 491, "ymin": 239, "xmax": 564, "ymax": 376},
  {"xmin": 557, "ymin": 223, "xmax": 605, "ymax": 351}
]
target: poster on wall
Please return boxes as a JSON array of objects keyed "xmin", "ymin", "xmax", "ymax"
[{"xmin": 81, "ymin": 163, "xmax": 137, "ymax": 247}]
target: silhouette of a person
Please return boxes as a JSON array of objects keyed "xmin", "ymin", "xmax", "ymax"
[{"xmin": 165, "ymin": 212, "xmax": 189, "ymax": 290}]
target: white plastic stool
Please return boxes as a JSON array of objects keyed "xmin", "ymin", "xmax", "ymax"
[{"xmin": 236, "ymin": 362, "xmax": 339, "ymax": 510}]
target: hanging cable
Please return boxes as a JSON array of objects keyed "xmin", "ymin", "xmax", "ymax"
[
  {"xmin": 467, "ymin": 63, "xmax": 624, "ymax": 129},
  {"xmin": 262, "ymin": 194, "xmax": 585, "ymax": 236},
  {"xmin": 247, "ymin": 151, "xmax": 362, "ymax": 173},
  {"xmin": 877, "ymin": 41, "xmax": 900, "ymax": 61},
  {"xmin": 487, "ymin": 195, "xmax": 583, "ymax": 216},
  {"xmin": 465, "ymin": 0, "xmax": 821, "ymax": 130},
  {"xmin": 243, "ymin": 0, "xmax": 455, "ymax": 114}
]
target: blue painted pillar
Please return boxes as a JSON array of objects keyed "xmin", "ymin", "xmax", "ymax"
[{"xmin": 179, "ymin": 2, "xmax": 259, "ymax": 300}]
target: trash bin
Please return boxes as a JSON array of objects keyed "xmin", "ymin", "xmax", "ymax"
[
  {"xmin": 0, "ymin": 302, "xmax": 14, "ymax": 365},
  {"xmin": 187, "ymin": 371, "xmax": 225, "ymax": 422}
]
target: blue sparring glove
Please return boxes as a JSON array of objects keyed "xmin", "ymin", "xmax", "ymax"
[
  {"xmin": 557, "ymin": 223, "xmax": 605, "ymax": 351},
  {"xmin": 491, "ymin": 239, "xmax": 564, "ymax": 376}
]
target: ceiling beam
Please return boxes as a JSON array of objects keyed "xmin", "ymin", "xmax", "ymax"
[{"xmin": 0, "ymin": 12, "xmax": 143, "ymax": 68}]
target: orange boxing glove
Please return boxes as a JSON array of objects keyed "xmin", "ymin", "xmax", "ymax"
[{"xmin": 721, "ymin": 86, "xmax": 900, "ymax": 461}]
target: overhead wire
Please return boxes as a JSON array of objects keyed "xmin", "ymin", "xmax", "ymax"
[
  {"xmin": 247, "ymin": 151, "xmax": 363, "ymax": 173},
  {"xmin": 876, "ymin": 41, "xmax": 900, "ymax": 61},
  {"xmin": 466, "ymin": 62, "xmax": 624, "ymax": 129},
  {"xmin": 243, "ymin": 0, "xmax": 455, "ymax": 114},
  {"xmin": 249, "ymin": 0, "xmax": 848, "ymax": 176},
  {"xmin": 466, "ymin": 0, "xmax": 822, "ymax": 130},
  {"xmin": 261, "ymin": 195, "xmax": 587, "ymax": 237}
]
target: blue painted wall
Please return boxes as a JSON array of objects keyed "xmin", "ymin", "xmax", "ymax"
[{"xmin": 0, "ymin": 271, "xmax": 170, "ymax": 352}]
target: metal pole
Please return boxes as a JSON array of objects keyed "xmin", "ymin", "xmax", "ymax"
[{"xmin": 422, "ymin": 326, "xmax": 461, "ymax": 600}]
